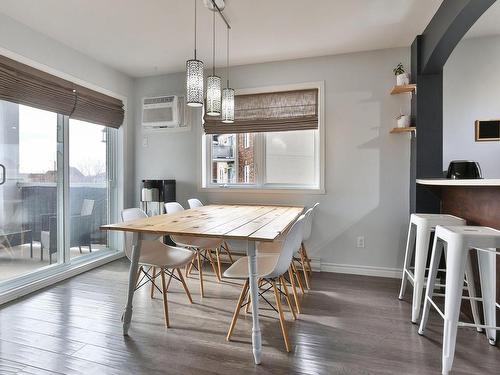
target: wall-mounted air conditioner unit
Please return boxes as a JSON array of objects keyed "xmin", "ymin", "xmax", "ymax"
[{"xmin": 142, "ymin": 95, "xmax": 190, "ymax": 132}]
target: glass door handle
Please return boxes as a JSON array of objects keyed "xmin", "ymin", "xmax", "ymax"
[{"xmin": 0, "ymin": 164, "xmax": 5, "ymax": 185}]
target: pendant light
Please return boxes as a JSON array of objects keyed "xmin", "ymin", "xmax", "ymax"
[
  {"xmin": 221, "ymin": 26, "xmax": 234, "ymax": 123},
  {"xmin": 206, "ymin": 10, "xmax": 221, "ymax": 116},
  {"xmin": 186, "ymin": 0, "xmax": 204, "ymax": 107}
]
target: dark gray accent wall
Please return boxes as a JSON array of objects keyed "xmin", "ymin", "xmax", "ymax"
[{"xmin": 410, "ymin": 0, "xmax": 496, "ymax": 213}]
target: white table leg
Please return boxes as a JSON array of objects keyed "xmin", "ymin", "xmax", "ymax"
[
  {"xmin": 122, "ymin": 232, "xmax": 142, "ymax": 335},
  {"xmin": 246, "ymin": 240, "xmax": 262, "ymax": 364}
]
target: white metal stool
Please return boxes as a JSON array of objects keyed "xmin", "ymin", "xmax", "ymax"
[
  {"xmin": 399, "ymin": 214, "xmax": 469, "ymax": 323},
  {"xmin": 418, "ymin": 225, "xmax": 500, "ymax": 375}
]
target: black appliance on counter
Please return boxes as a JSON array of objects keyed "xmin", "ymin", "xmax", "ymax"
[
  {"xmin": 140, "ymin": 179, "xmax": 176, "ymax": 216},
  {"xmin": 446, "ymin": 161, "xmax": 482, "ymax": 179}
]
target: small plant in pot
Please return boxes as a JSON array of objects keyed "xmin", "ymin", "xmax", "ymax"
[{"xmin": 393, "ymin": 63, "xmax": 410, "ymax": 85}]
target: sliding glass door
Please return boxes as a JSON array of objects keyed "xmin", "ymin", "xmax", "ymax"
[
  {"xmin": 0, "ymin": 101, "xmax": 61, "ymax": 282},
  {"xmin": 69, "ymin": 119, "xmax": 115, "ymax": 261},
  {"xmin": 0, "ymin": 100, "xmax": 118, "ymax": 286}
]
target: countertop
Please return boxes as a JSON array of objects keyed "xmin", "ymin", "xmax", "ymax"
[{"xmin": 417, "ymin": 178, "xmax": 500, "ymax": 187}]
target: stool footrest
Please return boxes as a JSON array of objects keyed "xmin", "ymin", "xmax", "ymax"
[{"xmin": 458, "ymin": 322, "xmax": 500, "ymax": 331}]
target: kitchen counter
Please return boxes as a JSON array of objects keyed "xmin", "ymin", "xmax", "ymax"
[{"xmin": 417, "ymin": 178, "xmax": 500, "ymax": 186}]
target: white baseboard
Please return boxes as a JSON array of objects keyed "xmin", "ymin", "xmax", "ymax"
[{"xmin": 320, "ymin": 262, "xmax": 402, "ymax": 279}]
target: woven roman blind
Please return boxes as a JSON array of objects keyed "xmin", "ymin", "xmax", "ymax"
[
  {"xmin": 0, "ymin": 55, "xmax": 124, "ymax": 128},
  {"xmin": 203, "ymin": 88, "xmax": 318, "ymax": 134}
]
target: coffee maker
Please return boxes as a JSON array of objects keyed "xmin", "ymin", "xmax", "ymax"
[{"xmin": 140, "ymin": 179, "xmax": 176, "ymax": 216}]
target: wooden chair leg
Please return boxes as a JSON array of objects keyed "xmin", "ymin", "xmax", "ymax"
[
  {"xmin": 135, "ymin": 266, "xmax": 144, "ymax": 288},
  {"xmin": 288, "ymin": 266, "xmax": 301, "ymax": 314},
  {"xmin": 291, "ymin": 261, "xmax": 305, "ymax": 294},
  {"xmin": 197, "ymin": 251, "xmax": 204, "ymax": 298},
  {"xmin": 302, "ymin": 243, "xmax": 313, "ymax": 276},
  {"xmin": 177, "ymin": 268, "xmax": 193, "ymax": 304},
  {"xmin": 150, "ymin": 267, "xmax": 156, "ymax": 298},
  {"xmin": 215, "ymin": 247, "xmax": 223, "ymax": 280},
  {"xmin": 160, "ymin": 269, "xmax": 170, "ymax": 328},
  {"xmin": 223, "ymin": 241, "xmax": 235, "ymax": 263},
  {"xmin": 166, "ymin": 270, "xmax": 173, "ymax": 291},
  {"xmin": 187, "ymin": 258, "xmax": 195, "ymax": 276},
  {"xmin": 280, "ymin": 276, "xmax": 297, "ymax": 320},
  {"xmin": 227, "ymin": 279, "xmax": 249, "ymax": 341},
  {"xmin": 245, "ymin": 287, "xmax": 251, "ymax": 313},
  {"xmin": 207, "ymin": 249, "xmax": 221, "ymax": 282},
  {"xmin": 272, "ymin": 280, "xmax": 291, "ymax": 352},
  {"xmin": 299, "ymin": 249, "xmax": 310, "ymax": 289},
  {"xmin": 185, "ymin": 262, "xmax": 190, "ymax": 278}
]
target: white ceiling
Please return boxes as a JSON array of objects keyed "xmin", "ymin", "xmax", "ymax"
[
  {"xmin": 0, "ymin": 0, "xmax": 449, "ymax": 77},
  {"xmin": 465, "ymin": 1, "xmax": 500, "ymax": 39}
]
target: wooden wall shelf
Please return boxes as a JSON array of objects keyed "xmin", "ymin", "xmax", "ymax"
[
  {"xmin": 390, "ymin": 84, "xmax": 416, "ymax": 95},
  {"xmin": 390, "ymin": 127, "xmax": 416, "ymax": 134}
]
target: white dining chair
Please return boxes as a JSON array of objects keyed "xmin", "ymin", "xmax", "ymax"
[
  {"xmin": 187, "ymin": 198, "xmax": 203, "ymax": 208},
  {"xmin": 164, "ymin": 202, "xmax": 222, "ymax": 297},
  {"xmin": 298, "ymin": 202, "xmax": 318, "ymax": 288},
  {"xmin": 224, "ymin": 214, "xmax": 305, "ymax": 352},
  {"xmin": 257, "ymin": 207, "xmax": 314, "ymax": 313},
  {"xmin": 121, "ymin": 208, "xmax": 195, "ymax": 327},
  {"xmin": 187, "ymin": 198, "xmax": 235, "ymax": 278}
]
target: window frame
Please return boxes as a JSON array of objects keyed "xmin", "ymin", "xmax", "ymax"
[{"xmin": 200, "ymin": 81, "xmax": 325, "ymax": 194}]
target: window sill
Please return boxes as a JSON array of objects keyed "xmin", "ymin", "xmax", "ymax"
[{"xmin": 199, "ymin": 186, "xmax": 325, "ymax": 195}]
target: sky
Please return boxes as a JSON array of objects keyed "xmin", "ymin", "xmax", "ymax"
[{"xmin": 18, "ymin": 105, "xmax": 107, "ymax": 176}]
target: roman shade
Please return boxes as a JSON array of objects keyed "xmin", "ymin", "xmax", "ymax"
[
  {"xmin": 0, "ymin": 55, "xmax": 124, "ymax": 128},
  {"xmin": 203, "ymin": 88, "xmax": 318, "ymax": 134}
]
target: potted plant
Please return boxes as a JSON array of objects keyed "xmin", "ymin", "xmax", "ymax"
[{"xmin": 393, "ymin": 63, "xmax": 410, "ymax": 86}]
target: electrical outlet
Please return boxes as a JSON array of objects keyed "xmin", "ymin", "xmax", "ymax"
[
  {"xmin": 142, "ymin": 136, "xmax": 149, "ymax": 147},
  {"xmin": 356, "ymin": 236, "xmax": 365, "ymax": 248}
]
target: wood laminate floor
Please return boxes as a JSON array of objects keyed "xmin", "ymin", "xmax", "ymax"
[{"xmin": 0, "ymin": 258, "xmax": 498, "ymax": 374}]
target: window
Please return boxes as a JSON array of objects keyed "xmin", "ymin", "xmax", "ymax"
[
  {"xmin": 205, "ymin": 129, "xmax": 320, "ymax": 189},
  {"xmin": 203, "ymin": 84, "xmax": 323, "ymax": 191}
]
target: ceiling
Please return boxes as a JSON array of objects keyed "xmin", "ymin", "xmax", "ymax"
[
  {"xmin": 0, "ymin": 0, "xmax": 450, "ymax": 77},
  {"xmin": 465, "ymin": 1, "xmax": 500, "ymax": 39}
]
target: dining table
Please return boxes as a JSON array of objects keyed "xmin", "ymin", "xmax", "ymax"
[{"xmin": 101, "ymin": 203, "xmax": 304, "ymax": 364}]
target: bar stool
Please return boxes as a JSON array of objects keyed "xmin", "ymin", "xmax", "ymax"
[
  {"xmin": 399, "ymin": 213, "xmax": 471, "ymax": 323},
  {"xmin": 418, "ymin": 225, "xmax": 500, "ymax": 375}
]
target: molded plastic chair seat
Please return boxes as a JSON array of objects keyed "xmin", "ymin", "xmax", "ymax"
[
  {"xmin": 187, "ymin": 198, "xmax": 203, "ymax": 208},
  {"xmin": 138, "ymin": 240, "xmax": 195, "ymax": 268},
  {"xmin": 257, "ymin": 240, "xmax": 283, "ymax": 254},
  {"xmin": 223, "ymin": 254, "xmax": 279, "ymax": 279},
  {"xmin": 171, "ymin": 235, "xmax": 222, "ymax": 250}
]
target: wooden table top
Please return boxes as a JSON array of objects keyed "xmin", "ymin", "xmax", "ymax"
[{"xmin": 101, "ymin": 204, "xmax": 304, "ymax": 242}]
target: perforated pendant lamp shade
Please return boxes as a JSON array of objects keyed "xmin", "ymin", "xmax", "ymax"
[
  {"xmin": 206, "ymin": 75, "xmax": 221, "ymax": 115},
  {"xmin": 186, "ymin": 59, "xmax": 204, "ymax": 107},
  {"xmin": 221, "ymin": 87, "xmax": 234, "ymax": 123},
  {"xmin": 186, "ymin": 0, "xmax": 204, "ymax": 107}
]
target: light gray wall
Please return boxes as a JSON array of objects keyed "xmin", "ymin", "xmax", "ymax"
[
  {"xmin": 134, "ymin": 48, "xmax": 411, "ymax": 272},
  {"xmin": 0, "ymin": 13, "xmax": 135, "ymax": 207},
  {"xmin": 444, "ymin": 35, "xmax": 500, "ymax": 178}
]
